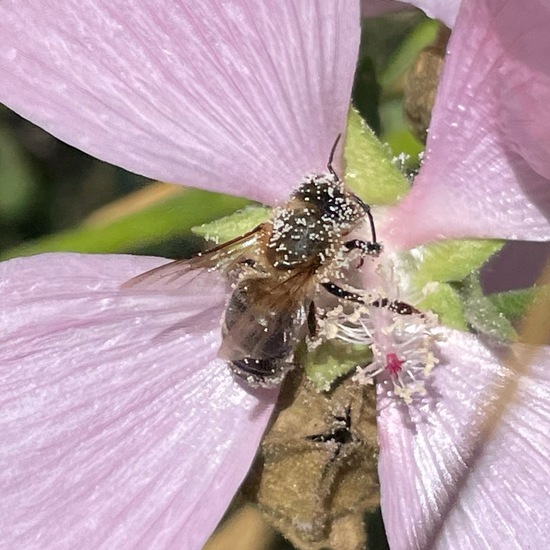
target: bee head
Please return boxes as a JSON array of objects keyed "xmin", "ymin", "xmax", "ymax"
[{"xmin": 293, "ymin": 174, "xmax": 366, "ymax": 225}]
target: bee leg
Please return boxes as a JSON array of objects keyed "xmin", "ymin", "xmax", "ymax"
[
  {"xmin": 344, "ymin": 239, "xmax": 383, "ymax": 267},
  {"xmin": 351, "ymin": 193, "xmax": 382, "ymax": 254},
  {"xmin": 345, "ymin": 239, "xmax": 383, "ymax": 256},
  {"xmin": 307, "ymin": 301, "xmax": 318, "ymax": 338},
  {"xmin": 370, "ymin": 298, "xmax": 420, "ymax": 315},
  {"xmin": 322, "ymin": 282, "xmax": 421, "ymax": 316},
  {"xmin": 321, "ymin": 282, "xmax": 365, "ymax": 304}
]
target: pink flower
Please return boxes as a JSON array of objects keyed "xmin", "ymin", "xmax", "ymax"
[
  {"xmin": 385, "ymin": 0, "xmax": 550, "ymax": 248},
  {"xmin": 376, "ymin": 0, "xmax": 550, "ymax": 548},
  {"xmin": 0, "ymin": 2, "xmax": 360, "ymax": 548},
  {"xmin": 0, "ymin": 2, "xmax": 549, "ymax": 550}
]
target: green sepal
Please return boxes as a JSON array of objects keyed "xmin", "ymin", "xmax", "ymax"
[
  {"xmin": 412, "ymin": 239, "xmax": 504, "ymax": 286},
  {"xmin": 299, "ymin": 340, "xmax": 372, "ymax": 392},
  {"xmin": 457, "ymin": 275, "xmax": 517, "ymax": 342},
  {"xmin": 344, "ymin": 109, "xmax": 410, "ymax": 205},
  {"xmin": 406, "ymin": 239, "xmax": 504, "ymax": 333},
  {"xmin": 417, "ymin": 283, "xmax": 468, "ymax": 331},
  {"xmin": 489, "ymin": 285, "xmax": 550, "ymax": 324},
  {"xmin": 192, "ymin": 205, "xmax": 270, "ymax": 244},
  {"xmin": 381, "ymin": 124, "xmax": 424, "ymax": 169}
]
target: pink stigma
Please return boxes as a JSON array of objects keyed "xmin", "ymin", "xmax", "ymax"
[{"xmin": 386, "ymin": 353, "xmax": 404, "ymax": 377}]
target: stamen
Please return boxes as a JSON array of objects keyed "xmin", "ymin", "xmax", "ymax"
[
  {"xmin": 353, "ymin": 307, "xmax": 440, "ymax": 403},
  {"xmin": 310, "ymin": 284, "xmax": 441, "ymax": 403}
]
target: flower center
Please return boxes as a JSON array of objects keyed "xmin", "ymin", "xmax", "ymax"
[
  {"xmin": 311, "ymin": 254, "xmax": 443, "ymax": 403},
  {"xmin": 385, "ymin": 352, "xmax": 404, "ymax": 376}
]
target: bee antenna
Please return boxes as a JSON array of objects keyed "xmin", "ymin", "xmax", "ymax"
[
  {"xmin": 327, "ymin": 134, "xmax": 342, "ymax": 179},
  {"xmin": 356, "ymin": 195, "xmax": 380, "ymax": 247}
]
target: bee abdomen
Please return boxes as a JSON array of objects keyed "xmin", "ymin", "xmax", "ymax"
[{"xmin": 229, "ymin": 357, "xmax": 294, "ymax": 387}]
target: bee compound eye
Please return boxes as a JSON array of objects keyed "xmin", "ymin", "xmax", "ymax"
[{"xmin": 229, "ymin": 357, "xmax": 293, "ymax": 387}]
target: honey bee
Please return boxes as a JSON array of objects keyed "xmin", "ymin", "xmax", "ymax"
[{"xmin": 124, "ymin": 136, "xmax": 382, "ymax": 386}]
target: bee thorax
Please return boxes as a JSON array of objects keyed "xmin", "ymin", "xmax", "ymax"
[
  {"xmin": 266, "ymin": 174, "xmax": 365, "ymax": 271},
  {"xmin": 266, "ymin": 207, "xmax": 335, "ymax": 270}
]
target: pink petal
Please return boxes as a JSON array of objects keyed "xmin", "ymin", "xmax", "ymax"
[
  {"xmin": 377, "ymin": 328, "xmax": 550, "ymax": 550},
  {"xmin": 0, "ymin": 1, "xmax": 360, "ymax": 204},
  {"xmin": 497, "ymin": 3, "xmax": 550, "ymax": 182},
  {"xmin": 0, "ymin": 253, "xmax": 277, "ymax": 549},
  {"xmin": 398, "ymin": 0, "xmax": 460, "ymax": 27},
  {"xmin": 361, "ymin": 0, "xmax": 414, "ymax": 18},
  {"xmin": 384, "ymin": 0, "xmax": 550, "ymax": 247}
]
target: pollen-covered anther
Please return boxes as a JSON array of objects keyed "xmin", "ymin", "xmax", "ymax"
[
  {"xmin": 353, "ymin": 307, "xmax": 441, "ymax": 404},
  {"xmin": 314, "ymin": 301, "xmax": 373, "ymax": 346}
]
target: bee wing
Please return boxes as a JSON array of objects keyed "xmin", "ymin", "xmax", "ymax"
[
  {"xmin": 219, "ymin": 272, "xmax": 313, "ymax": 362},
  {"xmin": 122, "ymin": 224, "xmax": 267, "ymax": 292}
]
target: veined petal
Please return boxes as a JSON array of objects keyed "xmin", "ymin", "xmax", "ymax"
[
  {"xmin": 497, "ymin": 3, "xmax": 550, "ymax": 182},
  {"xmin": 377, "ymin": 328, "xmax": 550, "ymax": 550},
  {"xmin": 0, "ymin": 1, "xmax": 360, "ymax": 204},
  {"xmin": 0, "ymin": 253, "xmax": 277, "ymax": 549},
  {"xmin": 384, "ymin": 0, "xmax": 550, "ymax": 247}
]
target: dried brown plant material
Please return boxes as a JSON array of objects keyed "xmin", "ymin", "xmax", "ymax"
[
  {"xmin": 243, "ymin": 370, "xmax": 380, "ymax": 550},
  {"xmin": 404, "ymin": 25, "xmax": 451, "ymax": 143}
]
